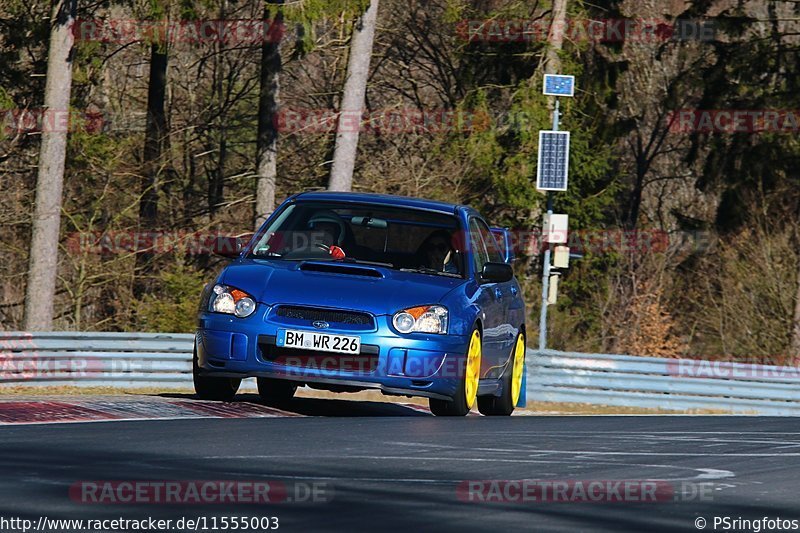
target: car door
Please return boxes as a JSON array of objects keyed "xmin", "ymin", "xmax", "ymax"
[
  {"xmin": 475, "ymin": 219, "xmax": 516, "ymax": 363},
  {"xmin": 483, "ymin": 225, "xmax": 520, "ymax": 355},
  {"xmin": 468, "ymin": 218, "xmax": 506, "ymax": 378}
]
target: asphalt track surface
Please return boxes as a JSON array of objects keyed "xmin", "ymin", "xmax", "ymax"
[{"xmin": 1, "ymin": 396, "xmax": 799, "ymax": 532}]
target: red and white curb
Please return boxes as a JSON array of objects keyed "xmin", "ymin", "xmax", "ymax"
[{"xmin": 0, "ymin": 399, "xmax": 301, "ymax": 425}]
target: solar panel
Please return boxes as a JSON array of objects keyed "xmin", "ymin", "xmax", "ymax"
[
  {"xmin": 543, "ymin": 74, "xmax": 575, "ymax": 97},
  {"xmin": 536, "ymin": 131, "xmax": 570, "ymax": 191}
]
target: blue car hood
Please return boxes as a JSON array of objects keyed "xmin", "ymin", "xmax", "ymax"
[{"xmin": 220, "ymin": 259, "xmax": 465, "ymax": 315}]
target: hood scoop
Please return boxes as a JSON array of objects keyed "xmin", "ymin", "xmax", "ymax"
[{"xmin": 299, "ymin": 261, "xmax": 385, "ymax": 278}]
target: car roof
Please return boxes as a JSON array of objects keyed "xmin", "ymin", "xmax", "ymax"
[{"xmin": 293, "ymin": 191, "xmax": 463, "ymax": 215}]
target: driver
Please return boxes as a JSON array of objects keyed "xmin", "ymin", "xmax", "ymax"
[
  {"xmin": 417, "ymin": 230, "xmax": 460, "ymax": 274},
  {"xmin": 307, "ymin": 211, "xmax": 347, "ymax": 249}
]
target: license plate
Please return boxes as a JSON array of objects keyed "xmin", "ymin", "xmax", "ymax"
[{"xmin": 277, "ymin": 329, "xmax": 361, "ymax": 354}]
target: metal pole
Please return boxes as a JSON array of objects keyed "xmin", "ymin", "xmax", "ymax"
[
  {"xmin": 552, "ymin": 98, "xmax": 561, "ymax": 131},
  {"xmin": 538, "ymin": 99, "xmax": 560, "ymax": 351}
]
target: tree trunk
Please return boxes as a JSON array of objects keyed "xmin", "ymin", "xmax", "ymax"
[
  {"xmin": 544, "ymin": 0, "xmax": 568, "ymax": 74},
  {"xmin": 255, "ymin": 4, "xmax": 284, "ymax": 229},
  {"xmin": 134, "ymin": 43, "xmax": 168, "ymax": 298},
  {"xmin": 141, "ymin": 43, "xmax": 168, "ymax": 226},
  {"xmin": 791, "ymin": 253, "xmax": 800, "ymax": 365},
  {"xmin": 23, "ymin": 0, "xmax": 77, "ymax": 331},
  {"xmin": 625, "ymin": 150, "xmax": 647, "ymax": 230},
  {"xmin": 328, "ymin": 0, "xmax": 379, "ymax": 192},
  {"xmin": 208, "ymin": 3, "xmax": 227, "ymax": 218}
]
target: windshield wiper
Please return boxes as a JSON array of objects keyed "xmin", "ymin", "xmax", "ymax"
[
  {"xmin": 252, "ymin": 250, "xmax": 282, "ymax": 258},
  {"xmin": 253, "ymin": 251, "xmax": 394, "ymax": 268},
  {"xmin": 399, "ymin": 267, "xmax": 462, "ymax": 278},
  {"xmin": 289, "ymin": 257, "xmax": 394, "ymax": 268},
  {"xmin": 340, "ymin": 258, "xmax": 394, "ymax": 268}
]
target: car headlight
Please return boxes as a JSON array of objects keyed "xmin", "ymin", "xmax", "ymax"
[
  {"xmin": 392, "ymin": 305, "xmax": 448, "ymax": 334},
  {"xmin": 209, "ymin": 284, "xmax": 257, "ymax": 318}
]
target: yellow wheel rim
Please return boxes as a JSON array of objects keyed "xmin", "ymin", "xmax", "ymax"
[
  {"xmin": 465, "ymin": 330, "xmax": 481, "ymax": 408},
  {"xmin": 511, "ymin": 334, "xmax": 525, "ymax": 406}
]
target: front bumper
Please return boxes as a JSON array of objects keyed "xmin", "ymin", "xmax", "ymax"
[{"xmin": 195, "ymin": 305, "xmax": 470, "ymax": 401}]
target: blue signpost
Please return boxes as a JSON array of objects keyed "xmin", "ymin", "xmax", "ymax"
[
  {"xmin": 516, "ymin": 74, "xmax": 575, "ymax": 409},
  {"xmin": 543, "ymin": 74, "xmax": 575, "ymax": 97},
  {"xmin": 537, "ymin": 74, "xmax": 574, "ymax": 352}
]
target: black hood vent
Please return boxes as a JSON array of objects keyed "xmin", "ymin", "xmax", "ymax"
[{"xmin": 299, "ymin": 261, "xmax": 384, "ymax": 278}]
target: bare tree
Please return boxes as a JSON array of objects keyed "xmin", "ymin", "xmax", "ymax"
[
  {"xmin": 134, "ymin": 41, "xmax": 168, "ymax": 298},
  {"xmin": 328, "ymin": 0, "xmax": 379, "ymax": 192},
  {"xmin": 255, "ymin": 2, "xmax": 284, "ymax": 229},
  {"xmin": 141, "ymin": 42, "xmax": 168, "ymax": 231},
  {"xmin": 544, "ymin": 0, "xmax": 567, "ymax": 74},
  {"xmin": 23, "ymin": 0, "xmax": 78, "ymax": 331},
  {"xmin": 791, "ymin": 243, "xmax": 800, "ymax": 365}
]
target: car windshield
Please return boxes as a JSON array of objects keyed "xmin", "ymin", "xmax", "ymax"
[{"xmin": 248, "ymin": 201, "xmax": 465, "ymax": 278}]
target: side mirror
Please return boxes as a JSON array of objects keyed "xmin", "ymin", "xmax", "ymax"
[
  {"xmin": 212, "ymin": 236, "xmax": 244, "ymax": 258},
  {"xmin": 490, "ymin": 227, "xmax": 516, "ymax": 263},
  {"xmin": 481, "ymin": 262, "xmax": 514, "ymax": 283}
]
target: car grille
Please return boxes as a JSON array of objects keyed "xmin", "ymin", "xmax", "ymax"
[{"xmin": 275, "ymin": 305, "xmax": 373, "ymax": 326}]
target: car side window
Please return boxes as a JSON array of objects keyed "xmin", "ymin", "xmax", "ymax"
[
  {"xmin": 475, "ymin": 219, "xmax": 504, "ymax": 264},
  {"xmin": 469, "ymin": 219, "xmax": 490, "ymax": 275}
]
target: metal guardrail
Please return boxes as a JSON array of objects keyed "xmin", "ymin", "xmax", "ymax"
[
  {"xmin": 528, "ymin": 349, "xmax": 800, "ymax": 416},
  {"xmin": 2, "ymin": 332, "xmax": 800, "ymax": 415},
  {"xmin": 0, "ymin": 331, "xmax": 195, "ymax": 389}
]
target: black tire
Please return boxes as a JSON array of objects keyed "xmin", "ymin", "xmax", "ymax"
[
  {"xmin": 429, "ymin": 327, "xmax": 481, "ymax": 417},
  {"xmin": 478, "ymin": 333, "xmax": 525, "ymax": 416},
  {"xmin": 193, "ymin": 347, "xmax": 241, "ymax": 401},
  {"xmin": 477, "ymin": 376, "xmax": 513, "ymax": 416},
  {"xmin": 429, "ymin": 395, "xmax": 470, "ymax": 416},
  {"xmin": 257, "ymin": 377, "xmax": 297, "ymax": 405}
]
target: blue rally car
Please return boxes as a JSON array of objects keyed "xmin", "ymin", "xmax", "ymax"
[{"xmin": 194, "ymin": 192, "xmax": 526, "ymax": 416}]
